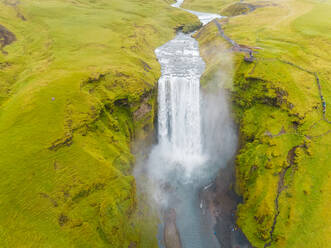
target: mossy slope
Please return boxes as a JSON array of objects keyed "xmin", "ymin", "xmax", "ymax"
[
  {"xmin": 193, "ymin": 0, "xmax": 331, "ymax": 247},
  {"xmin": 0, "ymin": 0, "xmax": 199, "ymax": 247}
]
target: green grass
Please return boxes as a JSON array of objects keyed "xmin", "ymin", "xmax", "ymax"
[
  {"xmin": 193, "ymin": 0, "xmax": 331, "ymax": 247},
  {"xmin": 0, "ymin": 0, "xmax": 199, "ymax": 247},
  {"xmin": 220, "ymin": 3, "xmax": 253, "ymax": 17},
  {"xmin": 182, "ymin": 0, "xmax": 236, "ymax": 13},
  {"xmin": 293, "ymin": 4, "xmax": 331, "ymax": 39}
]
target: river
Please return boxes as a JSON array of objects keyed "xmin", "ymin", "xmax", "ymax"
[{"xmin": 139, "ymin": 1, "xmax": 239, "ymax": 247}]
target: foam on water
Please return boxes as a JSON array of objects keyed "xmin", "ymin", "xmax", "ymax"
[
  {"xmin": 156, "ymin": 33, "xmax": 206, "ymax": 175},
  {"xmin": 144, "ymin": 1, "xmax": 232, "ymax": 247},
  {"xmin": 171, "ymin": 0, "xmax": 221, "ymax": 25}
]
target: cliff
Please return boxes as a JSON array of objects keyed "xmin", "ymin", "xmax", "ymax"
[
  {"xmin": 0, "ymin": 0, "xmax": 199, "ymax": 247},
  {"xmin": 193, "ymin": 0, "xmax": 331, "ymax": 247}
]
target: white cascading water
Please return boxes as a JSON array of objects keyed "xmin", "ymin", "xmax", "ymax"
[
  {"xmin": 156, "ymin": 33, "xmax": 206, "ymax": 172},
  {"xmin": 134, "ymin": 1, "xmax": 237, "ymax": 247},
  {"xmin": 150, "ymin": 14, "xmax": 223, "ymax": 248},
  {"xmin": 153, "ymin": 34, "xmax": 219, "ymax": 247}
]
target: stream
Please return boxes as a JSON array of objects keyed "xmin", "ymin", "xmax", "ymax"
[{"xmin": 138, "ymin": 1, "xmax": 239, "ymax": 247}]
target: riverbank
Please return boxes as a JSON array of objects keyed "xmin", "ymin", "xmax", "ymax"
[
  {"xmin": 201, "ymin": 159, "xmax": 251, "ymax": 248},
  {"xmin": 192, "ymin": 0, "xmax": 331, "ymax": 246},
  {"xmin": 164, "ymin": 209, "xmax": 182, "ymax": 248},
  {"xmin": 0, "ymin": 0, "xmax": 201, "ymax": 246},
  {"xmin": 144, "ymin": 1, "xmax": 241, "ymax": 247}
]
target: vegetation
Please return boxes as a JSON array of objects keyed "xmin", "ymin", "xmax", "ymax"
[
  {"xmin": 1, "ymin": 0, "xmax": 330, "ymax": 246},
  {"xmin": 220, "ymin": 3, "xmax": 253, "ymax": 17},
  {"xmin": 193, "ymin": 0, "xmax": 331, "ymax": 247},
  {"xmin": 0, "ymin": 0, "xmax": 200, "ymax": 247},
  {"xmin": 182, "ymin": 0, "xmax": 235, "ymax": 12}
]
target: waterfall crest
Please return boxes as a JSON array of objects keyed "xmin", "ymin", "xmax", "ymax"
[
  {"xmin": 133, "ymin": 2, "xmax": 236, "ymax": 248},
  {"xmin": 156, "ymin": 33, "xmax": 206, "ymax": 171}
]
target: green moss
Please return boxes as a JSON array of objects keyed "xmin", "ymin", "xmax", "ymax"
[
  {"xmin": 0, "ymin": 0, "xmax": 199, "ymax": 247},
  {"xmin": 182, "ymin": 0, "xmax": 237, "ymax": 13},
  {"xmin": 220, "ymin": 3, "xmax": 252, "ymax": 17},
  {"xmin": 195, "ymin": 0, "xmax": 331, "ymax": 247},
  {"xmin": 182, "ymin": 22, "xmax": 203, "ymax": 33}
]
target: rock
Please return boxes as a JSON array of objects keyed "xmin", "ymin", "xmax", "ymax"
[{"xmin": 164, "ymin": 208, "xmax": 182, "ymax": 248}]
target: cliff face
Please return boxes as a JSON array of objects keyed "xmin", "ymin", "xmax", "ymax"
[
  {"xmin": 193, "ymin": 0, "xmax": 331, "ymax": 247},
  {"xmin": 0, "ymin": 0, "xmax": 200, "ymax": 247}
]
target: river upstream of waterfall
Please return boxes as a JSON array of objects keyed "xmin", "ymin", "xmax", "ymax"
[{"xmin": 135, "ymin": 1, "xmax": 242, "ymax": 247}]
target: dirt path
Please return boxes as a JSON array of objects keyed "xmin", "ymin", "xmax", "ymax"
[
  {"xmin": 213, "ymin": 18, "xmax": 331, "ymax": 125},
  {"xmin": 264, "ymin": 143, "xmax": 305, "ymax": 247},
  {"xmin": 211, "ymin": 3, "xmax": 330, "ymax": 247},
  {"xmin": 279, "ymin": 59, "xmax": 330, "ymax": 124}
]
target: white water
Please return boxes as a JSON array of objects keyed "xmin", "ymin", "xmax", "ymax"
[
  {"xmin": 155, "ymin": 0, "xmax": 222, "ymax": 179},
  {"xmin": 137, "ymin": 1, "xmax": 237, "ymax": 248},
  {"xmin": 156, "ymin": 33, "xmax": 206, "ymax": 175},
  {"xmin": 172, "ymin": 0, "xmax": 221, "ymax": 25}
]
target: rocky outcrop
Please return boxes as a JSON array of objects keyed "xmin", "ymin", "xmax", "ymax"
[
  {"xmin": 164, "ymin": 209, "xmax": 182, "ymax": 248},
  {"xmin": 0, "ymin": 24, "xmax": 16, "ymax": 54}
]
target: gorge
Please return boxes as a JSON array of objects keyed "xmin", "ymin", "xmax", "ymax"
[
  {"xmin": 0, "ymin": 0, "xmax": 329, "ymax": 247},
  {"xmin": 135, "ymin": 1, "xmax": 241, "ymax": 247}
]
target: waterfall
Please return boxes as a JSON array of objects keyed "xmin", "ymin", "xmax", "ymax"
[
  {"xmin": 155, "ymin": 34, "xmax": 206, "ymax": 173},
  {"xmin": 133, "ymin": 2, "xmax": 237, "ymax": 248},
  {"xmin": 151, "ymin": 33, "xmax": 220, "ymax": 248},
  {"xmin": 157, "ymin": 74, "xmax": 203, "ymax": 155}
]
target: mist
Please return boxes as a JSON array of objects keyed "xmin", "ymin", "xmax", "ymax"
[{"xmin": 134, "ymin": 20, "xmax": 237, "ymax": 248}]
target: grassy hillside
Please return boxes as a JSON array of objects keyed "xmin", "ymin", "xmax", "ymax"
[
  {"xmin": 0, "ymin": 0, "xmax": 200, "ymax": 247},
  {"xmin": 182, "ymin": 0, "xmax": 235, "ymax": 12},
  {"xmin": 192, "ymin": 0, "xmax": 331, "ymax": 247}
]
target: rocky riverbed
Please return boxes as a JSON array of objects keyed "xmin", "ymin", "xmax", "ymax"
[{"xmin": 201, "ymin": 160, "xmax": 251, "ymax": 248}]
